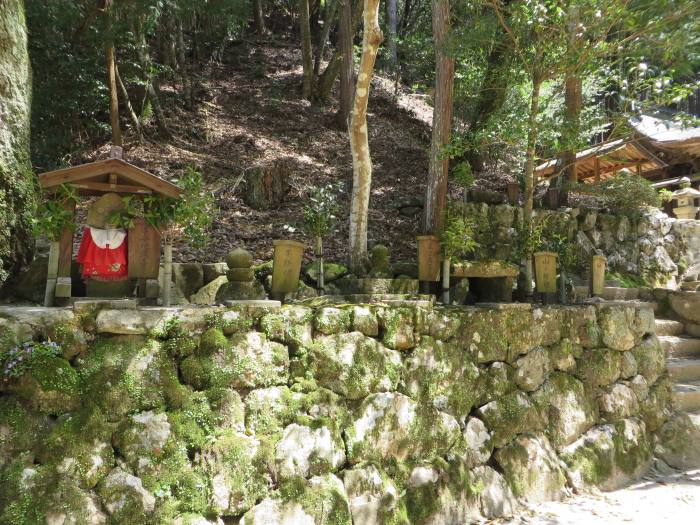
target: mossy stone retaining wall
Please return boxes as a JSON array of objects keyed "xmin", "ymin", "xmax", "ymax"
[{"xmin": 0, "ymin": 302, "xmax": 672, "ymax": 524}]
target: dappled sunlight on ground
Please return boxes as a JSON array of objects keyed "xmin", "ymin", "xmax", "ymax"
[{"xmin": 488, "ymin": 467, "xmax": 700, "ymax": 525}]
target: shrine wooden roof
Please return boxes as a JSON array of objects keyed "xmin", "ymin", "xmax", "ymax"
[
  {"xmin": 38, "ymin": 158, "xmax": 182, "ymax": 199},
  {"xmin": 535, "ymin": 139, "xmax": 666, "ymax": 181}
]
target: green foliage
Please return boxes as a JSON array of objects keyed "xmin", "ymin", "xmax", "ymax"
[
  {"xmin": 515, "ymin": 218, "xmax": 547, "ymax": 260},
  {"xmin": 574, "ymin": 171, "xmax": 662, "ymax": 215},
  {"xmin": 1, "ymin": 340, "xmax": 62, "ymax": 382},
  {"xmin": 302, "ymin": 182, "xmax": 343, "ymax": 240},
  {"xmin": 440, "ymin": 205, "xmax": 479, "ymax": 260},
  {"xmin": 109, "ymin": 166, "xmax": 216, "ymax": 247},
  {"xmin": 32, "ymin": 184, "xmax": 79, "ymax": 241},
  {"xmin": 542, "ymin": 233, "xmax": 579, "ymax": 273}
]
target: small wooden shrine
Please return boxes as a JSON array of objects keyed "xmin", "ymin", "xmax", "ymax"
[{"xmin": 37, "ymin": 148, "xmax": 182, "ymax": 306}]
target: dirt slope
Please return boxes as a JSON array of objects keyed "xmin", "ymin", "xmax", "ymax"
[{"xmin": 80, "ymin": 40, "xmax": 433, "ymax": 267}]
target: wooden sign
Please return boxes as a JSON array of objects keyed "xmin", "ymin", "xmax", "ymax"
[{"xmin": 128, "ymin": 218, "xmax": 161, "ymax": 279}]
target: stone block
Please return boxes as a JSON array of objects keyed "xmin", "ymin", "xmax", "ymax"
[{"xmin": 55, "ymin": 277, "xmax": 71, "ymax": 298}]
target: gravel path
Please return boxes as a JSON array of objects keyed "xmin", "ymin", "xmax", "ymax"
[{"xmin": 485, "ymin": 466, "xmax": 700, "ymax": 525}]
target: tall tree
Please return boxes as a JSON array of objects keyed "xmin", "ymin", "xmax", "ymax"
[
  {"xmin": 253, "ymin": 0, "xmax": 265, "ymax": 34},
  {"xmin": 336, "ymin": 0, "xmax": 354, "ymax": 126},
  {"xmin": 348, "ymin": 0, "xmax": 383, "ymax": 273},
  {"xmin": 385, "ymin": 0, "xmax": 398, "ymax": 74},
  {"xmin": 423, "ymin": 0, "xmax": 455, "ymax": 234},
  {"xmin": 0, "ymin": 0, "xmax": 34, "ymax": 284},
  {"xmin": 103, "ymin": 2, "xmax": 122, "ymax": 146},
  {"xmin": 299, "ymin": 0, "xmax": 314, "ymax": 99}
]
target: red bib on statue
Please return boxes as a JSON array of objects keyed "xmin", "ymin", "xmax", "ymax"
[{"xmin": 77, "ymin": 227, "xmax": 128, "ymax": 280}]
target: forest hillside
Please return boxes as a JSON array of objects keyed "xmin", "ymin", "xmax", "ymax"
[{"xmin": 70, "ymin": 39, "xmax": 433, "ymax": 266}]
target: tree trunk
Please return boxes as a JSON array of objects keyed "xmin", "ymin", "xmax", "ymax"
[
  {"xmin": 313, "ymin": 0, "xmax": 338, "ymax": 80},
  {"xmin": 561, "ymin": 75, "xmax": 582, "ymax": 184},
  {"xmin": 466, "ymin": 35, "xmax": 511, "ymax": 171},
  {"xmin": 336, "ymin": 0, "xmax": 354, "ymax": 125},
  {"xmin": 104, "ymin": 14, "xmax": 122, "ymax": 147},
  {"xmin": 253, "ymin": 0, "xmax": 265, "ymax": 34},
  {"xmin": 135, "ymin": 21, "xmax": 172, "ymax": 138},
  {"xmin": 176, "ymin": 19, "xmax": 193, "ymax": 109},
  {"xmin": 115, "ymin": 63, "xmax": 144, "ymax": 143},
  {"xmin": 422, "ymin": 0, "xmax": 454, "ymax": 235},
  {"xmin": 348, "ymin": 0, "xmax": 383, "ymax": 274},
  {"xmin": 385, "ymin": 0, "xmax": 397, "ymax": 73},
  {"xmin": 318, "ymin": 0, "xmax": 363, "ymax": 102},
  {"xmin": 522, "ymin": 76, "xmax": 542, "ymax": 297},
  {"xmin": 0, "ymin": 0, "xmax": 34, "ymax": 284},
  {"xmin": 299, "ymin": 0, "xmax": 314, "ymax": 99}
]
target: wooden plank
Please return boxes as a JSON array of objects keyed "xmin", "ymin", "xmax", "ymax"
[
  {"xmin": 109, "ymin": 160, "xmax": 182, "ymax": 198},
  {"xmin": 109, "ymin": 173, "xmax": 118, "ymax": 189},
  {"xmin": 73, "ymin": 181, "xmax": 153, "ymax": 194},
  {"xmin": 57, "ymin": 201, "xmax": 75, "ymax": 277},
  {"xmin": 128, "ymin": 218, "xmax": 162, "ymax": 279},
  {"xmin": 39, "ymin": 158, "xmax": 181, "ymax": 199},
  {"xmin": 39, "ymin": 160, "xmax": 115, "ymax": 189}
]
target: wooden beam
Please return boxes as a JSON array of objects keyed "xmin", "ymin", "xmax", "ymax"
[
  {"xmin": 39, "ymin": 160, "xmax": 116, "ymax": 189},
  {"xmin": 111, "ymin": 160, "xmax": 181, "ymax": 198},
  {"xmin": 109, "ymin": 173, "xmax": 118, "ymax": 189},
  {"xmin": 57, "ymin": 201, "xmax": 75, "ymax": 278},
  {"xmin": 72, "ymin": 181, "xmax": 153, "ymax": 194}
]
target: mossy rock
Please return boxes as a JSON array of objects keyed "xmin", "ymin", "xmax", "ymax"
[
  {"xmin": 304, "ymin": 262, "xmax": 348, "ymax": 284},
  {"xmin": 198, "ymin": 430, "xmax": 271, "ymax": 516},
  {"xmin": 244, "ymin": 386, "xmax": 305, "ymax": 435},
  {"xmin": 476, "ymin": 391, "xmax": 545, "ymax": 448},
  {"xmin": 36, "ymin": 406, "xmax": 115, "ymax": 489},
  {"xmin": 46, "ymin": 319, "xmax": 89, "ymax": 359},
  {"xmin": 377, "ymin": 307, "xmax": 416, "ymax": 351},
  {"xmin": 343, "ymin": 464, "xmax": 405, "ymax": 525},
  {"xmin": 274, "ymin": 422, "xmax": 346, "ymax": 480},
  {"xmin": 260, "ymin": 306, "xmax": 314, "ymax": 350},
  {"xmin": 198, "ymin": 327, "xmax": 229, "ymax": 356},
  {"xmin": 598, "ymin": 306, "xmax": 636, "ymax": 351},
  {"xmin": 97, "ymin": 467, "xmax": 156, "ymax": 523},
  {"xmin": 5, "ymin": 354, "xmax": 81, "ymax": 414},
  {"xmin": 631, "ymin": 335, "xmax": 665, "ymax": 385},
  {"xmin": 532, "ymin": 372, "xmax": 598, "ymax": 450},
  {"xmin": 76, "ymin": 337, "xmax": 171, "ymax": 420},
  {"xmin": 575, "ymin": 348, "xmax": 621, "ymax": 388},
  {"xmin": 345, "ymin": 392, "xmax": 461, "ymax": 465},
  {"xmin": 305, "ymin": 332, "xmax": 402, "ymax": 400},
  {"xmin": 494, "ymin": 433, "xmax": 566, "ymax": 502},
  {"xmin": 314, "ymin": 307, "xmax": 352, "ymax": 335},
  {"xmin": 0, "ymin": 455, "xmax": 107, "ymax": 525},
  {"xmin": 0, "ymin": 397, "xmax": 47, "ymax": 468},
  {"xmin": 351, "ymin": 306, "xmax": 379, "ymax": 337},
  {"xmin": 402, "ymin": 335, "xmax": 481, "ymax": 420}
]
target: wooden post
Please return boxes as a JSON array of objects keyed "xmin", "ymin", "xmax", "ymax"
[
  {"xmin": 163, "ymin": 241, "xmax": 173, "ymax": 307},
  {"xmin": 44, "ymin": 241, "xmax": 60, "ymax": 307},
  {"xmin": 57, "ymin": 201, "xmax": 76, "ymax": 278},
  {"xmin": 441, "ymin": 258, "xmax": 450, "ymax": 304},
  {"xmin": 315, "ymin": 236, "xmax": 324, "ymax": 295},
  {"xmin": 594, "ymin": 157, "xmax": 601, "ymax": 182}
]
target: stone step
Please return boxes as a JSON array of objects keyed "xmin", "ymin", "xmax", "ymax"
[
  {"xmin": 674, "ymin": 381, "xmax": 700, "ymax": 412},
  {"xmin": 659, "ymin": 335, "xmax": 700, "ymax": 358},
  {"xmin": 668, "ymin": 357, "xmax": 700, "ymax": 383},
  {"xmin": 654, "ymin": 319, "xmax": 685, "ymax": 337}
]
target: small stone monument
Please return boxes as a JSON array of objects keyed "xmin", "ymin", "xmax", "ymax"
[
  {"xmin": 671, "ymin": 177, "xmax": 700, "ymax": 220},
  {"xmin": 215, "ymin": 248, "xmax": 266, "ymax": 302}
]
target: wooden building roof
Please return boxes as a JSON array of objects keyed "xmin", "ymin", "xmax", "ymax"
[
  {"xmin": 535, "ymin": 138, "xmax": 666, "ymax": 181},
  {"xmin": 38, "ymin": 158, "xmax": 182, "ymax": 199}
]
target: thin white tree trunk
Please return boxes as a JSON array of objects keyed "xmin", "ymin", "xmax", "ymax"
[
  {"xmin": 348, "ymin": 0, "xmax": 383, "ymax": 273},
  {"xmin": 422, "ymin": 0, "xmax": 454, "ymax": 234}
]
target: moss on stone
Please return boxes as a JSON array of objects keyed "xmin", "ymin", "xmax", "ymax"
[{"xmin": 198, "ymin": 327, "xmax": 228, "ymax": 356}]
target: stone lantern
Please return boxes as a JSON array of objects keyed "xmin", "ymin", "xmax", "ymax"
[{"xmin": 671, "ymin": 177, "xmax": 700, "ymax": 220}]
